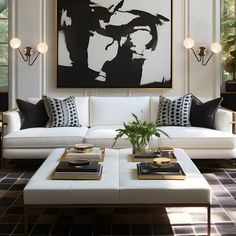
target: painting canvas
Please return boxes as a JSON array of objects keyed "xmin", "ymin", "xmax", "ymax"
[{"xmin": 57, "ymin": 0, "xmax": 172, "ymax": 88}]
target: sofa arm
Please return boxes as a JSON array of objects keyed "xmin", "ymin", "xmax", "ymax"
[
  {"xmin": 214, "ymin": 107, "xmax": 235, "ymax": 133},
  {"xmin": 2, "ymin": 109, "xmax": 21, "ymax": 135}
]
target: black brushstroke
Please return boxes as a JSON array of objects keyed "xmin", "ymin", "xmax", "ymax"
[{"xmin": 57, "ymin": 0, "xmax": 172, "ymax": 88}]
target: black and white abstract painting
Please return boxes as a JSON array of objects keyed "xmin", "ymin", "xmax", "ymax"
[{"xmin": 57, "ymin": 0, "xmax": 172, "ymax": 88}]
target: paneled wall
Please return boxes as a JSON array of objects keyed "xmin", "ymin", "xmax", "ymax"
[{"xmin": 8, "ymin": 0, "xmax": 221, "ymax": 108}]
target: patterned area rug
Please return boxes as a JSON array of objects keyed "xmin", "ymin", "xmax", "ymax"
[{"xmin": 0, "ymin": 159, "xmax": 236, "ymax": 236}]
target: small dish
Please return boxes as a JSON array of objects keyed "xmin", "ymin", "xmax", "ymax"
[{"xmin": 68, "ymin": 159, "xmax": 90, "ymax": 166}]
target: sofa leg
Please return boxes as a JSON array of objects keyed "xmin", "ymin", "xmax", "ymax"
[
  {"xmin": 231, "ymin": 159, "xmax": 236, "ymax": 166},
  {"xmin": 0, "ymin": 137, "xmax": 1, "ymax": 167},
  {"xmin": 0, "ymin": 144, "xmax": 3, "ymax": 168},
  {"xmin": 0, "ymin": 156, "xmax": 5, "ymax": 168},
  {"xmin": 0, "ymin": 135, "xmax": 5, "ymax": 168}
]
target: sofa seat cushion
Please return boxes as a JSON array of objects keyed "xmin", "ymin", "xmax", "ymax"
[
  {"xmin": 158, "ymin": 126, "xmax": 236, "ymax": 149},
  {"xmin": 3, "ymin": 127, "xmax": 88, "ymax": 148},
  {"xmin": 84, "ymin": 126, "xmax": 131, "ymax": 148}
]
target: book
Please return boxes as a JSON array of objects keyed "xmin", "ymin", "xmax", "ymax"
[
  {"xmin": 55, "ymin": 161, "xmax": 100, "ymax": 172},
  {"xmin": 132, "ymin": 151, "xmax": 176, "ymax": 162},
  {"xmin": 62, "ymin": 148, "xmax": 105, "ymax": 161},
  {"xmin": 137, "ymin": 162, "xmax": 185, "ymax": 180},
  {"xmin": 159, "ymin": 147, "xmax": 174, "ymax": 152},
  {"xmin": 52, "ymin": 166, "xmax": 103, "ymax": 180},
  {"xmin": 67, "ymin": 147, "xmax": 101, "ymax": 157},
  {"xmin": 134, "ymin": 151, "xmax": 161, "ymax": 158}
]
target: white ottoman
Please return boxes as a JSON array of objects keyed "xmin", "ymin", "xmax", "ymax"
[{"xmin": 23, "ymin": 148, "xmax": 211, "ymax": 236}]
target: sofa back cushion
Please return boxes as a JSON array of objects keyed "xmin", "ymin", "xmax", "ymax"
[
  {"xmin": 89, "ymin": 97, "xmax": 150, "ymax": 126},
  {"xmin": 27, "ymin": 97, "xmax": 89, "ymax": 127}
]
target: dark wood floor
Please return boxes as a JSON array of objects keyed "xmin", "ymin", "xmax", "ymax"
[{"xmin": 0, "ymin": 158, "xmax": 236, "ymax": 235}]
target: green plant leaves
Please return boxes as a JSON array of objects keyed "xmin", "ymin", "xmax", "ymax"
[{"xmin": 112, "ymin": 113, "xmax": 170, "ymax": 148}]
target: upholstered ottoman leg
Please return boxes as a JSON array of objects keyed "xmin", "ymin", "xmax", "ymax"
[{"xmin": 24, "ymin": 207, "xmax": 28, "ymax": 236}]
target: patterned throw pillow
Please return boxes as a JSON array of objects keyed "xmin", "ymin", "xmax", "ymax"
[
  {"xmin": 156, "ymin": 94, "xmax": 193, "ymax": 126},
  {"xmin": 42, "ymin": 96, "xmax": 80, "ymax": 128}
]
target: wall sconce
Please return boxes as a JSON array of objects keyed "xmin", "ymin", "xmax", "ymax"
[
  {"xmin": 183, "ymin": 37, "xmax": 222, "ymax": 66},
  {"xmin": 10, "ymin": 38, "xmax": 48, "ymax": 66}
]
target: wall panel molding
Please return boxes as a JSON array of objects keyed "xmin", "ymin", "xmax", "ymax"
[
  {"xmin": 8, "ymin": 0, "xmax": 18, "ymax": 108},
  {"xmin": 38, "ymin": 0, "xmax": 45, "ymax": 96},
  {"xmin": 183, "ymin": 0, "xmax": 190, "ymax": 94},
  {"xmin": 213, "ymin": 0, "xmax": 221, "ymax": 98}
]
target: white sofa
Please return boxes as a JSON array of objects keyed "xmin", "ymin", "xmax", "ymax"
[{"xmin": 2, "ymin": 96, "xmax": 236, "ymax": 161}]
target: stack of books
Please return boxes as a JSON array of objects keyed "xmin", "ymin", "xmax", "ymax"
[
  {"xmin": 132, "ymin": 149, "xmax": 176, "ymax": 163},
  {"xmin": 62, "ymin": 147, "xmax": 105, "ymax": 162},
  {"xmin": 132, "ymin": 151, "xmax": 161, "ymax": 162},
  {"xmin": 52, "ymin": 160, "xmax": 103, "ymax": 180},
  {"xmin": 137, "ymin": 162, "xmax": 185, "ymax": 180}
]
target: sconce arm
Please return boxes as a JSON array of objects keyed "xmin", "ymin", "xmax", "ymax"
[
  {"xmin": 190, "ymin": 48, "xmax": 201, "ymax": 62},
  {"xmin": 202, "ymin": 52, "xmax": 214, "ymax": 66},
  {"xmin": 17, "ymin": 48, "xmax": 28, "ymax": 62},
  {"xmin": 28, "ymin": 52, "xmax": 40, "ymax": 66}
]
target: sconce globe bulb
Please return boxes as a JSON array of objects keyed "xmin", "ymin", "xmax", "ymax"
[
  {"xmin": 10, "ymin": 38, "xmax": 21, "ymax": 49},
  {"xmin": 210, "ymin": 42, "xmax": 222, "ymax": 54},
  {"xmin": 183, "ymin": 37, "xmax": 195, "ymax": 49},
  {"xmin": 37, "ymin": 42, "xmax": 48, "ymax": 54}
]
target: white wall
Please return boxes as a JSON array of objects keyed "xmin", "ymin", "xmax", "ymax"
[{"xmin": 8, "ymin": 0, "xmax": 221, "ymax": 108}]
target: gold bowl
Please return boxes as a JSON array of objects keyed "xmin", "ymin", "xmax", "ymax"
[
  {"xmin": 153, "ymin": 157, "xmax": 171, "ymax": 167},
  {"xmin": 74, "ymin": 143, "xmax": 93, "ymax": 153}
]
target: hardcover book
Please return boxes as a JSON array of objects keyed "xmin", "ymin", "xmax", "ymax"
[
  {"xmin": 133, "ymin": 151, "xmax": 161, "ymax": 159},
  {"xmin": 52, "ymin": 166, "xmax": 103, "ymax": 180},
  {"xmin": 62, "ymin": 148, "xmax": 105, "ymax": 161},
  {"xmin": 55, "ymin": 161, "xmax": 100, "ymax": 172},
  {"xmin": 52, "ymin": 162, "xmax": 103, "ymax": 180},
  {"xmin": 137, "ymin": 162, "xmax": 185, "ymax": 180}
]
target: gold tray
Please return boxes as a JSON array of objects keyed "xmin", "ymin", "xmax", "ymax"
[
  {"xmin": 131, "ymin": 152, "xmax": 177, "ymax": 163},
  {"xmin": 51, "ymin": 171, "xmax": 102, "ymax": 180},
  {"xmin": 137, "ymin": 163, "xmax": 186, "ymax": 180}
]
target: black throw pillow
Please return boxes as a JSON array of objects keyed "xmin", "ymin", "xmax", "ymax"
[
  {"xmin": 190, "ymin": 96, "xmax": 223, "ymax": 129},
  {"xmin": 16, "ymin": 99, "xmax": 49, "ymax": 129}
]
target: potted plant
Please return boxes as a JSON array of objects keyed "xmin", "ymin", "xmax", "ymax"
[{"xmin": 112, "ymin": 113, "xmax": 169, "ymax": 154}]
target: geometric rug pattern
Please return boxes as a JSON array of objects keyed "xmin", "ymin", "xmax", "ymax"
[{"xmin": 0, "ymin": 159, "xmax": 236, "ymax": 235}]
